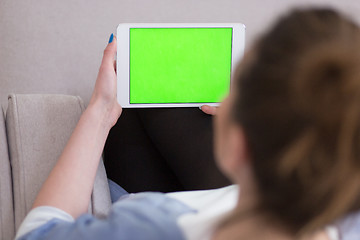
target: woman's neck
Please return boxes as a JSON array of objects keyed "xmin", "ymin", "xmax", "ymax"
[
  {"xmin": 213, "ymin": 214, "xmax": 292, "ymax": 240},
  {"xmin": 212, "ymin": 171, "xmax": 330, "ymax": 240},
  {"xmin": 213, "ymin": 201, "xmax": 330, "ymax": 240},
  {"xmin": 213, "ymin": 191, "xmax": 292, "ymax": 240}
]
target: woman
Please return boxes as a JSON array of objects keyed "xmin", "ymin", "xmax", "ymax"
[{"xmin": 16, "ymin": 8, "xmax": 360, "ymax": 240}]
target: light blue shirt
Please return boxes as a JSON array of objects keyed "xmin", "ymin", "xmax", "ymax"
[
  {"xmin": 17, "ymin": 181, "xmax": 360, "ymax": 240},
  {"xmin": 18, "ymin": 192, "xmax": 195, "ymax": 240}
]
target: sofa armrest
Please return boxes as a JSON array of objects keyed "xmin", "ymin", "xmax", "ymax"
[
  {"xmin": 6, "ymin": 94, "xmax": 111, "ymax": 230},
  {"xmin": 0, "ymin": 106, "xmax": 15, "ymax": 240}
]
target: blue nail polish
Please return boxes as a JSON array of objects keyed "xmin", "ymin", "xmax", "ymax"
[{"xmin": 108, "ymin": 33, "xmax": 114, "ymax": 43}]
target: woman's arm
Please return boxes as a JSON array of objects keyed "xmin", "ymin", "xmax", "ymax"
[{"xmin": 32, "ymin": 35, "xmax": 122, "ymax": 218}]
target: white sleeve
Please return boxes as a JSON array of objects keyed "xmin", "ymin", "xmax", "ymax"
[
  {"xmin": 166, "ymin": 185, "xmax": 239, "ymax": 240},
  {"xmin": 15, "ymin": 206, "xmax": 74, "ymax": 240},
  {"xmin": 325, "ymin": 226, "xmax": 340, "ymax": 240}
]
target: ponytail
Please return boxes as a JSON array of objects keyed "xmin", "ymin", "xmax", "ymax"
[{"xmin": 233, "ymin": 8, "xmax": 360, "ymax": 234}]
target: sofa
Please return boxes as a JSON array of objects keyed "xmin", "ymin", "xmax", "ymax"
[{"xmin": 0, "ymin": 94, "xmax": 112, "ymax": 240}]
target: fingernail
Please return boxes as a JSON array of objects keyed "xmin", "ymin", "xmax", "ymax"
[{"xmin": 108, "ymin": 33, "xmax": 114, "ymax": 43}]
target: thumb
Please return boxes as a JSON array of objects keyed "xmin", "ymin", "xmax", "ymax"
[
  {"xmin": 201, "ymin": 105, "xmax": 218, "ymax": 116},
  {"xmin": 100, "ymin": 33, "xmax": 117, "ymax": 69}
]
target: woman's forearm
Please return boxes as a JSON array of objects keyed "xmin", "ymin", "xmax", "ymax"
[
  {"xmin": 31, "ymin": 35, "xmax": 121, "ymax": 218},
  {"xmin": 32, "ymin": 102, "xmax": 113, "ymax": 218}
]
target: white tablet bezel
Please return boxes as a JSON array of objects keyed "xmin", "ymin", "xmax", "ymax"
[{"xmin": 117, "ymin": 23, "xmax": 245, "ymax": 108}]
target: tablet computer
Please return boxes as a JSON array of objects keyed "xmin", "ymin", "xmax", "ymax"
[{"xmin": 117, "ymin": 23, "xmax": 245, "ymax": 108}]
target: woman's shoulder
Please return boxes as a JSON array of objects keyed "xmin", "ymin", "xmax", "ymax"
[{"xmin": 18, "ymin": 192, "xmax": 194, "ymax": 240}]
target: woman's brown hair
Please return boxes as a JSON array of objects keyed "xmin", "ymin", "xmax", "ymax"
[{"xmin": 233, "ymin": 8, "xmax": 360, "ymax": 234}]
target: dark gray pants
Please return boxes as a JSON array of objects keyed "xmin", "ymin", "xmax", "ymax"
[{"xmin": 104, "ymin": 108, "xmax": 230, "ymax": 193}]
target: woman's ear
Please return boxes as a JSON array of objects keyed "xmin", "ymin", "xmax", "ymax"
[{"xmin": 222, "ymin": 125, "xmax": 250, "ymax": 180}]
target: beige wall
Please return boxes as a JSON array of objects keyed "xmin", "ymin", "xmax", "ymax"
[{"xmin": 1, "ymin": 0, "xmax": 360, "ymax": 109}]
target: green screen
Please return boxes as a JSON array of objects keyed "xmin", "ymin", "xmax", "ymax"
[{"xmin": 129, "ymin": 27, "xmax": 233, "ymax": 104}]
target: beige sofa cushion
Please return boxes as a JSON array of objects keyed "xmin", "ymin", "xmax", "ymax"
[
  {"xmin": 6, "ymin": 94, "xmax": 111, "ymax": 230},
  {"xmin": 0, "ymin": 107, "xmax": 15, "ymax": 240}
]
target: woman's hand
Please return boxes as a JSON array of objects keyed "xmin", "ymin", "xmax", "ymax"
[
  {"xmin": 89, "ymin": 34, "xmax": 122, "ymax": 128},
  {"xmin": 200, "ymin": 105, "xmax": 218, "ymax": 116}
]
